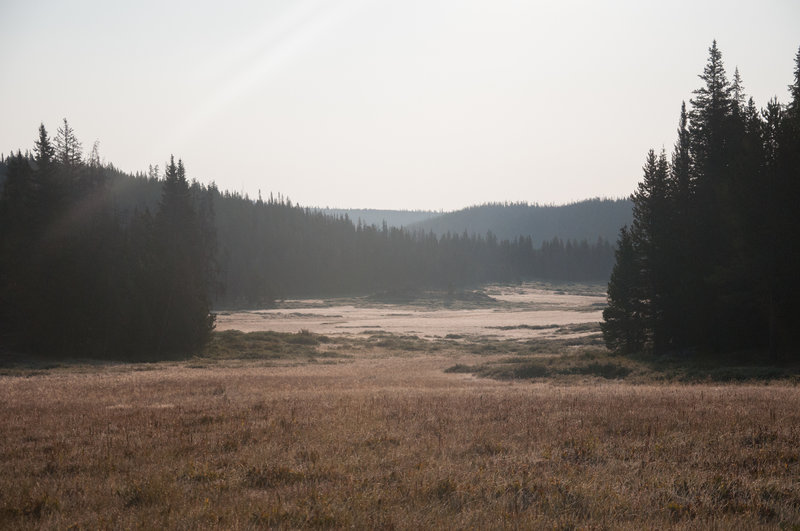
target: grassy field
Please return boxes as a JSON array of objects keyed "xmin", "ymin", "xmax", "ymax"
[{"xmin": 2, "ymin": 329, "xmax": 800, "ymax": 529}]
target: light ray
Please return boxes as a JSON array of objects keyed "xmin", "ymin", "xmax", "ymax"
[{"xmin": 166, "ymin": 0, "xmax": 367, "ymax": 148}]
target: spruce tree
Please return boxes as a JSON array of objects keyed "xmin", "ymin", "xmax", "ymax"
[
  {"xmin": 687, "ymin": 41, "xmax": 737, "ymax": 351},
  {"xmin": 731, "ymin": 67, "xmax": 746, "ymax": 118},
  {"xmin": 771, "ymin": 47, "xmax": 800, "ymax": 356},
  {"xmin": 153, "ymin": 156, "xmax": 215, "ymax": 355},
  {"xmin": 33, "ymin": 123, "xmax": 55, "ymax": 168},
  {"xmin": 671, "ymin": 102, "xmax": 692, "ymax": 203},
  {"xmin": 88, "ymin": 140, "xmax": 101, "ymax": 168},
  {"xmin": 689, "ymin": 41, "xmax": 733, "ymax": 179},
  {"xmin": 54, "ymin": 118, "xmax": 83, "ymax": 167},
  {"xmin": 602, "ymin": 43, "xmax": 800, "ymax": 358},
  {"xmin": 628, "ymin": 149, "xmax": 672, "ymax": 352},
  {"xmin": 788, "ymin": 46, "xmax": 800, "ymax": 117},
  {"xmin": 665, "ymin": 102, "xmax": 700, "ymax": 348},
  {"xmin": 602, "ymin": 226, "xmax": 645, "ymax": 353},
  {"xmin": 760, "ymin": 99, "xmax": 784, "ymax": 356}
]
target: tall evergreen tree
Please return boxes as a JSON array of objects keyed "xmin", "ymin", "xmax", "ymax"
[
  {"xmin": 689, "ymin": 41, "xmax": 733, "ymax": 178},
  {"xmin": 604, "ymin": 43, "xmax": 800, "ymax": 359},
  {"xmin": 731, "ymin": 67, "xmax": 746, "ymax": 118},
  {"xmin": 758, "ymin": 99, "xmax": 784, "ymax": 356},
  {"xmin": 33, "ymin": 124, "xmax": 55, "ymax": 168},
  {"xmin": 665, "ymin": 101, "xmax": 700, "ymax": 347},
  {"xmin": 152, "ymin": 156, "xmax": 215, "ymax": 355},
  {"xmin": 54, "ymin": 118, "xmax": 82, "ymax": 167},
  {"xmin": 601, "ymin": 226, "xmax": 645, "ymax": 353},
  {"xmin": 770, "ymin": 47, "xmax": 800, "ymax": 356},
  {"xmin": 788, "ymin": 46, "xmax": 800, "ymax": 117},
  {"xmin": 687, "ymin": 41, "xmax": 737, "ymax": 351},
  {"xmin": 671, "ymin": 102, "xmax": 692, "ymax": 202},
  {"xmin": 88, "ymin": 140, "xmax": 101, "ymax": 168},
  {"xmin": 628, "ymin": 149, "xmax": 672, "ymax": 351}
]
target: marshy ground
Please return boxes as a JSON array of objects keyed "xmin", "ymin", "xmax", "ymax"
[{"xmin": 2, "ymin": 282, "xmax": 799, "ymax": 528}]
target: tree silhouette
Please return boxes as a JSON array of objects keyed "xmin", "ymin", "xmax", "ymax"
[
  {"xmin": 54, "ymin": 118, "xmax": 82, "ymax": 167},
  {"xmin": 34, "ymin": 123, "xmax": 55, "ymax": 168},
  {"xmin": 152, "ymin": 156, "xmax": 216, "ymax": 355},
  {"xmin": 601, "ymin": 227, "xmax": 644, "ymax": 353},
  {"xmin": 603, "ymin": 42, "xmax": 800, "ymax": 358}
]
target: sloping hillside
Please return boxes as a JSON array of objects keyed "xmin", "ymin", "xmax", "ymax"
[
  {"xmin": 409, "ymin": 198, "xmax": 632, "ymax": 246},
  {"xmin": 317, "ymin": 208, "xmax": 440, "ymax": 228}
]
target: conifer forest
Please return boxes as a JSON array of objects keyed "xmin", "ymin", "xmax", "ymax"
[
  {"xmin": 0, "ymin": 125, "xmax": 614, "ymax": 359},
  {"xmin": 2, "ymin": 43, "xmax": 800, "ymax": 363},
  {"xmin": 602, "ymin": 42, "xmax": 800, "ymax": 360},
  {"xmin": 3, "ymin": 17, "xmax": 800, "ymax": 526}
]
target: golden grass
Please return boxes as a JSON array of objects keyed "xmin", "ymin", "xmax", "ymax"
[{"xmin": 2, "ymin": 339, "xmax": 800, "ymax": 530}]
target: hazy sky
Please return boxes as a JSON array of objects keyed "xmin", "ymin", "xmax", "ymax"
[{"xmin": 1, "ymin": 1, "xmax": 798, "ymax": 210}]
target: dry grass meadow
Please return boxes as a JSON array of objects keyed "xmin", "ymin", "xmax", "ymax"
[{"xmin": 2, "ymin": 283, "xmax": 799, "ymax": 529}]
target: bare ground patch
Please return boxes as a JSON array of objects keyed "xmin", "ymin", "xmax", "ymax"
[{"xmin": 215, "ymin": 281, "xmax": 606, "ymax": 340}]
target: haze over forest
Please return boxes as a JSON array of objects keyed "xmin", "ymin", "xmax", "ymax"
[
  {"xmin": 1, "ymin": 0, "xmax": 799, "ymax": 364},
  {"xmin": 319, "ymin": 199, "xmax": 633, "ymax": 248},
  {"xmin": 3, "ymin": 39, "xmax": 800, "ymax": 361},
  {"xmin": 2, "ymin": 1, "xmax": 798, "ymax": 210},
  {"xmin": 3, "ymin": 3, "xmax": 800, "ymax": 527}
]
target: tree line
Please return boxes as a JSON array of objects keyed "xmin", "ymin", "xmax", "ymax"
[
  {"xmin": 0, "ymin": 123, "xmax": 615, "ymax": 359},
  {"xmin": 602, "ymin": 43, "xmax": 800, "ymax": 359},
  {"xmin": 408, "ymin": 198, "xmax": 632, "ymax": 248},
  {"xmin": 0, "ymin": 121, "xmax": 215, "ymax": 359},
  {"xmin": 212, "ymin": 192, "xmax": 613, "ymax": 306}
]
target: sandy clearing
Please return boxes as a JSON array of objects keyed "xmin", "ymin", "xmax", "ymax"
[{"xmin": 215, "ymin": 283, "xmax": 606, "ymax": 339}]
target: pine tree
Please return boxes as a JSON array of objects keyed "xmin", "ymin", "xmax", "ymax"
[
  {"xmin": 602, "ymin": 44, "xmax": 800, "ymax": 357},
  {"xmin": 714, "ymin": 65, "xmax": 770, "ymax": 351},
  {"xmin": 689, "ymin": 41, "xmax": 734, "ymax": 228},
  {"xmin": 152, "ymin": 156, "xmax": 215, "ymax": 355},
  {"xmin": 770, "ymin": 47, "xmax": 800, "ymax": 356},
  {"xmin": 33, "ymin": 124, "xmax": 55, "ymax": 168},
  {"xmin": 601, "ymin": 226, "xmax": 645, "ymax": 353},
  {"xmin": 788, "ymin": 46, "xmax": 800, "ymax": 118},
  {"xmin": 671, "ymin": 102, "xmax": 692, "ymax": 203},
  {"xmin": 687, "ymin": 41, "xmax": 737, "ymax": 351},
  {"xmin": 664, "ymin": 101, "xmax": 703, "ymax": 348},
  {"xmin": 54, "ymin": 118, "xmax": 83, "ymax": 167},
  {"xmin": 757, "ymin": 99, "xmax": 783, "ymax": 356},
  {"xmin": 88, "ymin": 140, "xmax": 101, "ymax": 168},
  {"xmin": 689, "ymin": 41, "xmax": 733, "ymax": 179},
  {"xmin": 731, "ymin": 67, "xmax": 746, "ymax": 117},
  {"xmin": 628, "ymin": 149, "xmax": 672, "ymax": 352}
]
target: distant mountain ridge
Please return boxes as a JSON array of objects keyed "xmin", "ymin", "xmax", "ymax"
[
  {"xmin": 318, "ymin": 198, "xmax": 632, "ymax": 247},
  {"xmin": 317, "ymin": 208, "xmax": 440, "ymax": 228},
  {"xmin": 408, "ymin": 198, "xmax": 632, "ymax": 247}
]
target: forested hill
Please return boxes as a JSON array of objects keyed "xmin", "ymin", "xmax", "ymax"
[
  {"xmin": 408, "ymin": 199, "xmax": 632, "ymax": 246},
  {"xmin": 317, "ymin": 208, "xmax": 439, "ymax": 228},
  {"xmin": 1, "ymin": 121, "xmax": 616, "ymax": 358}
]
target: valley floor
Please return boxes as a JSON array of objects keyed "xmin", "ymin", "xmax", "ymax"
[{"xmin": 1, "ymin": 283, "xmax": 799, "ymax": 528}]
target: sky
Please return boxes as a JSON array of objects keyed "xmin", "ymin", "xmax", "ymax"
[{"xmin": 1, "ymin": 1, "xmax": 798, "ymax": 211}]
